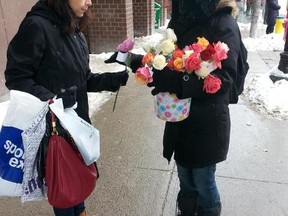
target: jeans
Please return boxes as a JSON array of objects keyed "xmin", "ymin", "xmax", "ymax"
[
  {"xmin": 53, "ymin": 202, "xmax": 85, "ymax": 216},
  {"xmin": 176, "ymin": 163, "xmax": 220, "ymax": 211}
]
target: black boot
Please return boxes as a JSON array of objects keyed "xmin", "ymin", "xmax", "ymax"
[
  {"xmin": 197, "ymin": 202, "xmax": 222, "ymax": 216},
  {"xmin": 176, "ymin": 193, "xmax": 198, "ymax": 216}
]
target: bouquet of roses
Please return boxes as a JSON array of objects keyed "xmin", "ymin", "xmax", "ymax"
[{"xmin": 135, "ymin": 28, "xmax": 229, "ymax": 94}]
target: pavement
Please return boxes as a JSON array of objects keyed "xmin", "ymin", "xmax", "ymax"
[{"xmin": 1, "ymin": 17, "xmax": 288, "ymax": 216}]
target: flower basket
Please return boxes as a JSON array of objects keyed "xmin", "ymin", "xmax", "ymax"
[{"xmin": 154, "ymin": 92, "xmax": 191, "ymax": 122}]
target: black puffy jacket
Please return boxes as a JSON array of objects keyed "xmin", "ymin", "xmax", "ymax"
[
  {"xmin": 5, "ymin": 0, "xmax": 122, "ymax": 123},
  {"xmin": 162, "ymin": 2, "xmax": 242, "ymax": 168}
]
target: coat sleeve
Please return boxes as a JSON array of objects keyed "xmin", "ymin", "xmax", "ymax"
[
  {"xmin": 179, "ymin": 15, "xmax": 240, "ymax": 100},
  {"xmin": 5, "ymin": 17, "xmax": 55, "ymax": 101},
  {"xmin": 86, "ymin": 71, "xmax": 122, "ymax": 92}
]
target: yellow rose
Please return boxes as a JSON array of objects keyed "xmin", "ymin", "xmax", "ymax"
[
  {"xmin": 165, "ymin": 28, "xmax": 177, "ymax": 42},
  {"xmin": 161, "ymin": 39, "xmax": 175, "ymax": 56},
  {"xmin": 153, "ymin": 54, "xmax": 167, "ymax": 70},
  {"xmin": 197, "ymin": 37, "xmax": 209, "ymax": 49}
]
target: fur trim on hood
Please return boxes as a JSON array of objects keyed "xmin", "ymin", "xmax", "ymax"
[{"xmin": 217, "ymin": 0, "xmax": 239, "ymax": 18}]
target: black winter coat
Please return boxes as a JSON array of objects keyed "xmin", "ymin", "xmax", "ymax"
[
  {"xmin": 266, "ymin": 0, "xmax": 280, "ymax": 25},
  {"xmin": 130, "ymin": 7, "xmax": 242, "ymax": 168},
  {"xmin": 5, "ymin": 0, "xmax": 122, "ymax": 123},
  {"xmin": 163, "ymin": 8, "xmax": 242, "ymax": 168}
]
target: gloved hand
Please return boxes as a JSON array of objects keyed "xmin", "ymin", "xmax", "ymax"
[
  {"xmin": 148, "ymin": 68, "xmax": 181, "ymax": 96},
  {"xmin": 104, "ymin": 52, "xmax": 126, "ymax": 66},
  {"xmin": 105, "ymin": 52, "xmax": 143, "ymax": 73},
  {"xmin": 111, "ymin": 70, "xmax": 129, "ymax": 88},
  {"xmin": 57, "ymin": 85, "xmax": 77, "ymax": 108}
]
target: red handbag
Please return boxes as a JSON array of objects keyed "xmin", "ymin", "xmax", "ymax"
[{"xmin": 45, "ymin": 109, "xmax": 98, "ymax": 208}]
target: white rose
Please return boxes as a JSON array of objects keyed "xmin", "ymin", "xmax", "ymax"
[
  {"xmin": 161, "ymin": 39, "xmax": 175, "ymax": 56},
  {"xmin": 183, "ymin": 50, "xmax": 194, "ymax": 59},
  {"xmin": 153, "ymin": 54, "xmax": 167, "ymax": 70},
  {"xmin": 165, "ymin": 28, "xmax": 177, "ymax": 42},
  {"xmin": 195, "ymin": 61, "xmax": 215, "ymax": 78},
  {"xmin": 143, "ymin": 44, "xmax": 155, "ymax": 53}
]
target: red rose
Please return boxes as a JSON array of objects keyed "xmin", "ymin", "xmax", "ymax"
[
  {"xmin": 200, "ymin": 45, "xmax": 216, "ymax": 61},
  {"xmin": 167, "ymin": 57, "xmax": 175, "ymax": 69},
  {"xmin": 203, "ymin": 74, "xmax": 222, "ymax": 93}
]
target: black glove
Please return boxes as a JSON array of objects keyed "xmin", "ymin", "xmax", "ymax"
[
  {"xmin": 110, "ymin": 70, "xmax": 129, "ymax": 89},
  {"xmin": 104, "ymin": 52, "xmax": 126, "ymax": 66},
  {"xmin": 105, "ymin": 52, "xmax": 143, "ymax": 73},
  {"xmin": 148, "ymin": 68, "xmax": 181, "ymax": 96},
  {"xmin": 57, "ymin": 85, "xmax": 77, "ymax": 108}
]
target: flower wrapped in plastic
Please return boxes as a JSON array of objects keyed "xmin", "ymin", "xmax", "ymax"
[{"xmin": 116, "ymin": 39, "xmax": 135, "ymax": 63}]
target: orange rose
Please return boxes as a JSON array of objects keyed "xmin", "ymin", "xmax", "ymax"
[
  {"xmin": 142, "ymin": 53, "xmax": 155, "ymax": 66},
  {"xmin": 173, "ymin": 58, "xmax": 184, "ymax": 72},
  {"xmin": 173, "ymin": 49, "xmax": 184, "ymax": 59}
]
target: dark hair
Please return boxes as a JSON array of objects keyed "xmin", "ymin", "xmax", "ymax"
[{"xmin": 47, "ymin": 0, "xmax": 91, "ymax": 33}]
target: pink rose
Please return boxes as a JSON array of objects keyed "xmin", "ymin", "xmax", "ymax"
[
  {"xmin": 203, "ymin": 75, "xmax": 222, "ymax": 93},
  {"xmin": 117, "ymin": 39, "xmax": 135, "ymax": 52},
  {"xmin": 191, "ymin": 43, "xmax": 203, "ymax": 53},
  {"xmin": 213, "ymin": 41, "xmax": 229, "ymax": 61},
  {"xmin": 185, "ymin": 53, "xmax": 201, "ymax": 72},
  {"xmin": 135, "ymin": 67, "xmax": 153, "ymax": 85}
]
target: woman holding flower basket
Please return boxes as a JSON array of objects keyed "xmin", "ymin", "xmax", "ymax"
[
  {"xmin": 155, "ymin": 0, "xmax": 244, "ymax": 215},
  {"xmin": 106, "ymin": 0, "xmax": 247, "ymax": 215}
]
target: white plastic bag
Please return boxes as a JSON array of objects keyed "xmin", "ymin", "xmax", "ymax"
[
  {"xmin": 49, "ymin": 99, "xmax": 100, "ymax": 166},
  {"xmin": 21, "ymin": 104, "xmax": 49, "ymax": 203},
  {"xmin": 0, "ymin": 90, "xmax": 48, "ymax": 196}
]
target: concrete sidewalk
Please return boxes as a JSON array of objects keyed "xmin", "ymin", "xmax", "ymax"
[
  {"xmin": 2, "ymin": 49, "xmax": 288, "ymax": 216},
  {"xmin": 1, "ymin": 37, "xmax": 288, "ymax": 216}
]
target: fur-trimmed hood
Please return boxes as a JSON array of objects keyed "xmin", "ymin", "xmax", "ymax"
[
  {"xmin": 168, "ymin": 0, "xmax": 239, "ymax": 41},
  {"xmin": 217, "ymin": 0, "xmax": 239, "ymax": 18}
]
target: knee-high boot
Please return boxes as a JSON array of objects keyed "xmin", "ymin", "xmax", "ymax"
[
  {"xmin": 197, "ymin": 202, "xmax": 221, "ymax": 216},
  {"xmin": 176, "ymin": 195, "xmax": 198, "ymax": 216}
]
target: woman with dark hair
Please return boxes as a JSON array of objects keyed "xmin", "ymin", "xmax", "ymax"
[
  {"xmin": 106, "ymin": 0, "xmax": 247, "ymax": 215},
  {"xmin": 4, "ymin": 0, "xmax": 129, "ymax": 215}
]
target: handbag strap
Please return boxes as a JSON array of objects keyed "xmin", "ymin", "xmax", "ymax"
[{"xmin": 49, "ymin": 99, "xmax": 58, "ymax": 135}]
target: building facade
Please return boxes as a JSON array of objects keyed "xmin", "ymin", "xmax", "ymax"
[{"xmin": 0, "ymin": 0, "xmax": 167, "ymax": 97}]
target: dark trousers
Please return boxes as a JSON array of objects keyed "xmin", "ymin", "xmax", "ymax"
[
  {"xmin": 53, "ymin": 202, "xmax": 85, "ymax": 216},
  {"xmin": 266, "ymin": 21, "xmax": 276, "ymax": 34}
]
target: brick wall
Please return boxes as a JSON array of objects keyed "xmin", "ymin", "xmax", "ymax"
[
  {"xmin": 133, "ymin": 0, "xmax": 154, "ymax": 37},
  {"xmin": 87, "ymin": 0, "xmax": 134, "ymax": 53}
]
